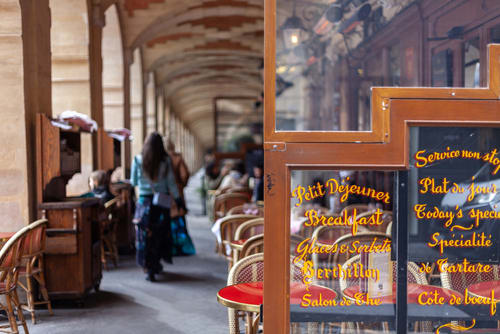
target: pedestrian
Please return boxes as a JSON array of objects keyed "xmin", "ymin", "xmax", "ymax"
[
  {"xmin": 130, "ymin": 132, "xmax": 185, "ymax": 282},
  {"xmin": 166, "ymin": 139, "xmax": 195, "ymax": 256}
]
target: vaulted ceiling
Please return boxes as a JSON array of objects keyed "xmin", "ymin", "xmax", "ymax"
[{"xmin": 119, "ymin": 0, "xmax": 264, "ymax": 146}]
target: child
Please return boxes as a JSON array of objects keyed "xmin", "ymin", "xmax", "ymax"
[{"xmin": 87, "ymin": 170, "xmax": 114, "ymax": 203}]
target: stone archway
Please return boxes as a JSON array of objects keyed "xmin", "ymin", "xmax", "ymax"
[{"xmin": 102, "ymin": 4, "xmax": 124, "ymax": 131}]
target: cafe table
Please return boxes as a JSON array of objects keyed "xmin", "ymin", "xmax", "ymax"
[
  {"xmin": 217, "ymin": 281, "xmax": 337, "ymax": 334},
  {"xmin": 467, "ymin": 281, "xmax": 500, "ymax": 302}
]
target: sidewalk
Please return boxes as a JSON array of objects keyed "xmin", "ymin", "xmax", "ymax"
[{"xmin": 29, "ymin": 171, "xmax": 230, "ymax": 333}]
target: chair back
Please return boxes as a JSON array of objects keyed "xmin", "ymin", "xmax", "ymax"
[
  {"xmin": 339, "ymin": 255, "xmax": 430, "ymax": 333},
  {"xmin": 0, "ymin": 225, "xmax": 30, "ymax": 288},
  {"xmin": 441, "ymin": 262, "xmax": 499, "ymax": 294},
  {"xmin": 22, "ymin": 219, "xmax": 48, "ymax": 257},
  {"xmin": 356, "ymin": 210, "xmax": 392, "ymax": 234},
  {"xmin": 296, "ymin": 212, "xmax": 338, "ymax": 239},
  {"xmin": 339, "ymin": 254, "xmax": 426, "ymax": 293},
  {"xmin": 228, "ymin": 253, "xmax": 304, "ymax": 285},
  {"xmin": 312, "ymin": 224, "xmax": 351, "ymax": 245},
  {"xmin": 386, "ymin": 221, "xmax": 392, "ymax": 235},
  {"xmin": 239, "ymin": 234, "xmax": 264, "ymax": 260},
  {"xmin": 234, "ymin": 218, "xmax": 264, "ymax": 241},
  {"xmin": 219, "ymin": 215, "xmax": 257, "ymax": 257},
  {"xmin": 214, "ymin": 193, "xmax": 249, "ymax": 219},
  {"xmin": 310, "ymin": 224, "xmax": 351, "ymax": 275},
  {"xmin": 330, "ymin": 232, "xmax": 391, "ymax": 266},
  {"xmin": 315, "ymin": 232, "xmax": 391, "ymax": 291},
  {"xmin": 227, "ymin": 204, "xmax": 264, "ymax": 217},
  {"xmin": 227, "ymin": 253, "xmax": 304, "ymax": 334}
]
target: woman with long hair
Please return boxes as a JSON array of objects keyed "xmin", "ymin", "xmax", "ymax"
[{"xmin": 131, "ymin": 132, "xmax": 184, "ymax": 281}]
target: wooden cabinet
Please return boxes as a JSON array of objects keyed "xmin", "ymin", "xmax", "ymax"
[
  {"xmin": 39, "ymin": 199, "xmax": 102, "ymax": 300},
  {"xmin": 97, "ymin": 128, "xmax": 121, "ymax": 171},
  {"xmin": 36, "ymin": 113, "xmax": 102, "ymax": 300}
]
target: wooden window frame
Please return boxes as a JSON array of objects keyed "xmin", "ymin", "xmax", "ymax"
[{"xmin": 264, "ymin": 8, "xmax": 500, "ymax": 329}]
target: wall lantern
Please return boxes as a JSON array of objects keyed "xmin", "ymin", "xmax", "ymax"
[{"xmin": 281, "ymin": 1, "xmax": 307, "ymax": 49}]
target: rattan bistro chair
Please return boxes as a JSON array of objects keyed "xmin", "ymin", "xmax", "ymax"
[
  {"xmin": 227, "ymin": 205, "xmax": 264, "ymax": 217},
  {"xmin": 0, "ymin": 226, "xmax": 30, "ymax": 334},
  {"xmin": 232, "ymin": 218, "xmax": 264, "ymax": 262},
  {"xmin": 213, "ymin": 193, "xmax": 249, "ymax": 220},
  {"xmin": 440, "ymin": 262, "xmax": 500, "ymax": 331},
  {"xmin": 227, "ymin": 253, "xmax": 304, "ymax": 334},
  {"xmin": 339, "ymin": 255, "xmax": 430, "ymax": 333},
  {"xmin": 233, "ymin": 218, "xmax": 264, "ymax": 241},
  {"xmin": 100, "ymin": 197, "xmax": 120, "ymax": 270},
  {"xmin": 218, "ymin": 215, "xmax": 257, "ymax": 269},
  {"xmin": 18, "ymin": 219, "xmax": 53, "ymax": 324},
  {"xmin": 356, "ymin": 210, "xmax": 393, "ymax": 234},
  {"xmin": 238, "ymin": 234, "xmax": 264, "ymax": 260}
]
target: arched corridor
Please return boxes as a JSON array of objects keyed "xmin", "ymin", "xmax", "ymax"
[{"xmin": 5, "ymin": 0, "xmax": 500, "ymax": 333}]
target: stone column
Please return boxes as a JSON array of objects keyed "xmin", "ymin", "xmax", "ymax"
[
  {"xmin": 130, "ymin": 48, "xmax": 144, "ymax": 159},
  {"xmin": 0, "ymin": 0, "xmax": 51, "ymax": 229},
  {"xmin": 89, "ymin": 1, "xmax": 105, "ymax": 170},
  {"xmin": 20, "ymin": 0, "xmax": 52, "ymax": 221}
]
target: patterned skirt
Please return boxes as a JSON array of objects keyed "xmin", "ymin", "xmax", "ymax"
[{"xmin": 134, "ymin": 196, "xmax": 173, "ymax": 273}]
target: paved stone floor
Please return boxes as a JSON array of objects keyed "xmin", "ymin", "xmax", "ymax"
[{"xmin": 29, "ymin": 170, "xmax": 230, "ymax": 334}]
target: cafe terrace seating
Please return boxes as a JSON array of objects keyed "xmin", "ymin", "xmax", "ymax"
[
  {"xmin": 100, "ymin": 197, "xmax": 121, "ymax": 270},
  {"xmin": 356, "ymin": 210, "xmax": 393, "ymax": 234},
  {"xmin": 238, "ymin": 235, "xmax": 264, "ymax": 261},
  {"xmin": 0, "ymin": 224, "xmax": 31, "ymax": 334},
  {"xmin": 218, "ymin": 215, "xmax": 259, "ymax": 268},
  {"xmin": 440, "ymin": 262, "xmax": 500, "ymax": 330},
  {"xmin": 232, "ymin": 218, "xmax": 264, "ymax": 262},
  {"xmin": 214, "ymin": 193, "xmax": 250, "ymax": 221},
  {"xmin": 339, "ymin": 255, "xmax": 431, "ymax": 333},
  {"xmin": 329, "ymin": 232, "xmax": 391, "ymax": 267},
  {"xmin": 18, "ymin": 219, "xmax": 53, "ymax": 324},
  {"xmin": 227, "ymin": 204, "xmax": 264, "ymax": 217},
  {"xmin": 310, "ymin": 225, "xmax": 352, "ymax": 274},
  {"xmin": 318, "ymin": 233, "xmax": 392, "ymax": 291},
  {"xmin": 226, "ymin": 253, "xmax": 305, "ymax": 334},
  {"xmin": 233, "ymin": 218, "xmax": 264, "ymax": 242}
]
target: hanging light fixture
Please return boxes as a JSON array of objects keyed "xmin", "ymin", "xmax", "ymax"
[
  {"xmin": 314, "ymin": 3, "xmax": 343, "ymax": 35},
  {"xmin": 281, "ymin": 0, "xmax": 307, "ymax": 49}
]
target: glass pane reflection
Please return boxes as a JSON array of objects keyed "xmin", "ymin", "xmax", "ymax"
[
  {"xmin": 290, "ymin": 170, "xmax": 397, "ymax": 333},
  {"xmin": 275, "ymin": 0, "xmax": 491, "ymax": 132},
  {"xmin": 407, "ymin": 127, "xmax": 500, "ymax": 332}
]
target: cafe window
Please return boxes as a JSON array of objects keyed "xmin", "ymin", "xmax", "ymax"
[
  {"xmin": 290, "ymin": 169, "xmax": 397, "ymax": 333},
  {"xmin": 389, "ymin": 44, "xmax": 401, "ymax": 87},
  {"xmin": 490, "ymin": 24, "xmax": 500, "ymax": 43},
  {"xmin": 431, "ymin": 49, "xmax": 453, "ymax": 87},
  {"xmin": 404, "ymin": 126, "xmax": 500, "ymax": 331},
  {"xmin": 463, "ymin": 37, "xmax": 480, "ymax": 88}
]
